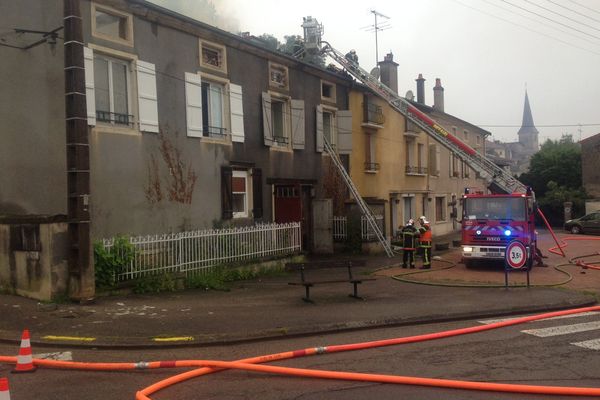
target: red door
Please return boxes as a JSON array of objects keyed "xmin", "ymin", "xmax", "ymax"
[{"xmin": 274, "ymin": 184, "xmax": 302, "ymax": 223}]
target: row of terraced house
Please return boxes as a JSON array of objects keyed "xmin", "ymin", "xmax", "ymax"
[{"xmin": 0, "ymin": 0, "xmax": 490, "ymax": 299}]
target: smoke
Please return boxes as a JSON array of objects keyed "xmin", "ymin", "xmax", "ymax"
[{"xmin": 146, "ymin": 0, "xmax": 241, "ymax": 33}]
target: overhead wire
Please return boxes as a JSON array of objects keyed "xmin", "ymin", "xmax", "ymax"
[
  {"xmin": 566, "ymin": 0, "xmax": 600, "ymax": 16},
  {"xmin": 546, "ymin": 0, "xmax": 600, "ymax": 24},
  {"xmin": 521, "ymin": 0, "xmax": 600, "ymax": 33},
  {"xmin": 450, "ymin": 0, "xmax": 600, "ymax": 57}
]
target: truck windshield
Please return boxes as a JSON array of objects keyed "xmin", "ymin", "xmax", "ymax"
[{"xmin": 465, "ymin": 197, "xmax": 527, "ymax": 221}]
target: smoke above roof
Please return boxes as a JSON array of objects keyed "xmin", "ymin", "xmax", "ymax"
[{"xmin": 146, "ymin": 0, "xmax": 240, "ymax": 33}]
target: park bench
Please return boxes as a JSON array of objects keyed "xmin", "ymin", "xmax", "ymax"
[{"xmin": 286, "ymin": 260, "xmax": 375, "ymax": 303}]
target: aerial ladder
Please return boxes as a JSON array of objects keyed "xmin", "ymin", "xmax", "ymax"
[{"xmin": 319, "ymin": 42, "xmax": 526, "ymax": 195}]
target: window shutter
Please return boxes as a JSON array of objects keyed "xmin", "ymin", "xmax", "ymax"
[
  {"xmin": 262, "ymin": 92, "xmax": 273, "ymax": 146},
  {"xmin": 336, "ymin": 110, "xmax": 353, "ymax": 154},
  {"xmin": 290, "ymin": 99, "xmax": 305, "ymax": 150},
  {"xmin": 83, "ymin": 47, "xmax": 96, "ymax": 126},
  {"xmin": 315, "ymin": 105, "xmax": 324, "ymax": 152},
  {"xmin": 136, "ymin": 60, "xmax": 159, "ymax": 133},
  {"xmin": 252, "ymin": 168, "xmax": 263, "ymax": 219},
  {"xmin": 221, "ymin": 166, "xmax": 233, "ymax": 220},
  {"xmin": 185, "ymin": 72, "xmax": 203, "ymax": 137},
  {"xmin": 229, "ymin": 83, "xmax": 245, "ymax": 143}
]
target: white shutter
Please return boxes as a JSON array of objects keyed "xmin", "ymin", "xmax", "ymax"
[
  {"xmin": 262, "ymin": 92, "xmax": 273, "ymax": 146},
  {"xmin": 83, "ymin": 47, "xmax": 96, "ymax": 126},
  {"xmin": 290, "ymin": 99, "xmax": 305, "ymax": 150},
  {"xmin": 336, "ymin": 110, "xmax": 353, "ymax": 154},
  {"xmin": 185, "ymin": 72, "xmax": 203, "ymax": 138},
  {"xmin": 315, "ymin": 105, "xmax": 323, "ymax": 152},
  {"xmin": 136, "ymin": 60, "xmax": 159, "ymax": 133},
  {"xmin": 229, "ymin": 83, "xmax": 244, "ymax": 143}
]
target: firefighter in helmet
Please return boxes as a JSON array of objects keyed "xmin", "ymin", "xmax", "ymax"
[
  {"xmin": 400, "ymin": 219, "xmax": 419, "ymax": 268},
  {"xmin": 417, "ymin": 216, "xmax": 432, "ymax": 269}
]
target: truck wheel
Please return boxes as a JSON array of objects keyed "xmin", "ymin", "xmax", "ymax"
[
  {"xmin": 464, "ymin": 259, "xmax": 476, "ymax": 268},
  {"xmin": 570, "ymin": 225, "xmax": 581, "ymax": 234}
]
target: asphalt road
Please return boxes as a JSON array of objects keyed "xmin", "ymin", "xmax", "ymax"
[{"xmin": 2, "ymin": 311, "xmax": 600, "ymax": 400}]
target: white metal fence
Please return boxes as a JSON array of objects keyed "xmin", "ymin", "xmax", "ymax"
[
  {"xmin": 102, "ymin": 222, "xmax": 302, "ymax": 281},
  {"xmin": 332, "ymin": 215, "xmax": 384, "ymax": 242}
]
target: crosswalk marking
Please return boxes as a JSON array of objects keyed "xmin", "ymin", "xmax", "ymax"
[
  {"xmin": 522, "ymin": 321, "xmax": 600, "ymax": 337},
  {"xmin": 478, "ymin": 312, "xmax": 600, "ymax": 325},
  {"xmin": 571, "ymin": 339, "xmax": 600, "ymax": 351}
]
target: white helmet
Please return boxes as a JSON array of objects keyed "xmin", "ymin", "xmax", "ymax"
[{"xmin": 419, "ymin": 216, "xmax": 429, "ymax": 224}]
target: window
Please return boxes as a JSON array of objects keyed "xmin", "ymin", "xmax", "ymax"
[
  {"xmin": 364, "ymin": 133, "xmax": 378, "ymax": 172},
  {"xmin": 429, "ymin": 144, "xmax": 440, "ymax": 176},
  {"xmin": 221, "ymin": 167, "xmax": 262, "ymax": 220},
  {"xmin": 476, "ymin": 135, "xmax": 481, "ymax": 146},
  {"xmin": 271, "ymin": 98, "xmax": 289, "ymax": 145},
  {"xmin": 450, "ymin": 153, "xmax": 459, "ymax": 177},
  {"xmin": 436, "ymin": 196, "xmax": 446, "ymax": 222},
  {"xmin": 200, "ymin": 40, "xmax": 227, "ymax": 73},
  {"xmin": 321, "ymin": 81, "xmax": 336, "ymax": 102},
  {"xmin": 463, "ymin": 130, "xmax": 469, "ymax": 142},
  {"xmin": 269, "ymin": 62, "xmax": 288, "ymax": 90},
  {"xmin": 322, "ymin": 110, "xmax": 336, "ymax": 147},
  {"xmin": 94, "ymin": 54, "xmax": 132, "ymax": 126},
  {"xmin": 232, "ymin": 170, "xmax": 249, "ymax": 218},
  {"xmin": 417, "ymin": 143, "xmax": 425, "ymax": 174},
  {"xmin": 201, "ymin": 81, "xmax": 226, "ymax": 137},
  {"xmin": 403, "ymin": 197, "xmax": 414, "ymax": 223},
  {"xmin": 405, "ymin": 140, "xmax": 413, "ymax": 167},
  {"xmin": 91, "ymin": 3, "xmax": 133, "ymax": 46}
]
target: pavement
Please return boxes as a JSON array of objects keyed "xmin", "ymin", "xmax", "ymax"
[{"xmin": 0, "ymin": 230, "xmax": 598, "ymax": 349}]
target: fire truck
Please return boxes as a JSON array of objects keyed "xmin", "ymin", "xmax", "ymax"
[{"xmin": 461, "ymin": 188, "xmax": 537, "ymax": 268}]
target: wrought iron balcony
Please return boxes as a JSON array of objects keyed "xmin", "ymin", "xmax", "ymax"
[
  {"xmin": 405, "ymin": 165, "xmax": 428, "ymax": 175},
  {"xmin": 204, "ymin": 126, "xmax": 228, "ymax": 138},
  {"xmin": 362, "ymin": 102, "xmax": 385, "ymax": 127},
  {"xmin": 96, "ymin": 110, "xmax": 134, "ymax": 127},
  {"xmin": 364, "ymin": 162, "xmax": 380, "ymax": 172}
]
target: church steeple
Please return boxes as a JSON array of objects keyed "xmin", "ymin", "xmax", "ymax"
[{"xmin": 517, "ymin": 90, "xmax": 539, "ymax": 152}]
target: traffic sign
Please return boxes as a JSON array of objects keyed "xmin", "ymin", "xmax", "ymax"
[{"xmin": 505, "ymin": 240, "xmax": 528, "ymax": 270}]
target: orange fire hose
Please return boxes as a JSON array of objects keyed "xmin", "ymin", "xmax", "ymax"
[{"xmin": 4, "ymin": 306, "xmax": 600, "ymax": 398}]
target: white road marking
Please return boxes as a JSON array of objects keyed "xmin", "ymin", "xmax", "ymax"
[
  {"xmin": 522, "ymin": 321, "xmax": 600, "ymax": 337},
  {"xmin": 33, "ymin": 351, "xmax": 73, "ymax": 361},
  {"xmin": 571, "ymin": 339, "xmax": 600, "ymax": 351},
  {"xmin": 478, "ymin": 312, "xmax": 600, "ymax": 325}
]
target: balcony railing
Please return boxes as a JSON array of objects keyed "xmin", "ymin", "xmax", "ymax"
[
  {"xmin": 274, "ymin": 135, "xmax": 289, "ymax": 145},
  {"xmin": 363, "ymin": 102, "xmax": 385, "ymax": 125},
  {"xmin": 405, "ymin": 165, "xmax": 428, "ymax": 175},
  {"xmin": 204, "ymin": 126, "xmax": 227, "ymax": 138},
  {"xmin": 96, "ymin": 110, "xmax": 134, "ymax": 127},
  {"xmin": 364, "ymin": 162, "xmax": 380, "ymax": 172}
]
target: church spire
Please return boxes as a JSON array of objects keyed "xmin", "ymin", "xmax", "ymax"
[{"xmin": 518, "ymin": 90, "xmax": 539, "ymax": 152}]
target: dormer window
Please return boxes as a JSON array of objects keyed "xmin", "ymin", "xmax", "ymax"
[
  {"xmin": 91, "ymin": 3, "xmax": 133, "ymax": 46},
  {"xmin": 200, "ymin": 40, "xmax": 227, "ymax": 74},
  {"xmin": 269, "ymin": 62, "xmax": 288, "ymax": 90}
]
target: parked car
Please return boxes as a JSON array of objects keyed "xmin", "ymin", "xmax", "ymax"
[{"xmin": 564, "ymin": 212, "xmax": 600, "ymax": 234}]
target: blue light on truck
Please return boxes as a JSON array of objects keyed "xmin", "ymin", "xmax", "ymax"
[{"xmin": 504, "ymin": 229, "xmax": 511, "ymax": 236}]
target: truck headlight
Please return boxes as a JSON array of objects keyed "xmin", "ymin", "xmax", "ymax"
[{"xmin": 463, "ymin": 246, "xmax": 473, "ymax": 252}]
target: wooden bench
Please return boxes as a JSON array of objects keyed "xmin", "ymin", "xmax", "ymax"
[{"xmin": 286, "ymin": 260, "xmax": 375, "ymax": 302}]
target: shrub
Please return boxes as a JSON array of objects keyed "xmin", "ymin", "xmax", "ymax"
[{"xmin": 93, "ymin": 236, "xmax": 136, "ymax": 289}]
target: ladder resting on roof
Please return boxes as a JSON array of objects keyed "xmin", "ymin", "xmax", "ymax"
[{"xmin": 320, "ymin": 42, "xmax": 526, "ymax": 195}]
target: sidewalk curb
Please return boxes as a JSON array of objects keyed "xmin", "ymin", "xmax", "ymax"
[{"xmin": 1, "ymin": 297, "xmax": 594, "ymax": 350}]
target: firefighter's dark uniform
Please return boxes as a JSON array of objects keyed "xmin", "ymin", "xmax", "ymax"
[
  {"xmin": 418, "ymin": 218, "xmax": 432, "ymax": 269},
  {"xmin": 400, "ymin": 222, "xmax": 419, "ymax": 269}
]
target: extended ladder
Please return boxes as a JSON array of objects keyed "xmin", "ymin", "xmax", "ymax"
[
  {"xmin": 322, "ymin": 136, "xmax": 395, "ymax": 257},
  {"xmin": 320, "ymin": 42, "xmax": 526, "ymax": 195}
]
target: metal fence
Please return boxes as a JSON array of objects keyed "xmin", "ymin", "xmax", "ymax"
[
  {"xmin": 332, "ymin": 215, "xmax": 384, "ymax": 242},
  {"xmin": 102, "ymin": 222, "xmax": 302, "ymax": 281}
]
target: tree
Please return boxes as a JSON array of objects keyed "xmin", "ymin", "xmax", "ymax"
[
  {"xmin": 519, "ymin": 135, "xmax": 586, "ymax": 225},
  {"xmin": 254, "ymin": 33, "xmax": 327, "ymax": 67},
  {"xmin": 519, "ymin": 135, "xmax": 581, "ymax": 198},
  {"xmin": 256, "ymin": 34, "xmax": 279, "ymax": 51}
]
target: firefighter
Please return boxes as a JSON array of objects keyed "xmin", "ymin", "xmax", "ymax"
[
  {"xmin": 417, "ymin": 216, "xmax": 432, "ymax": 269},
  {"xmin": 345, "ymin": 49, "xmax": 358, "ymax": 64},
  {"xmin": 400, "ymin": 219, "xmax": 419, "ymax": 269}
]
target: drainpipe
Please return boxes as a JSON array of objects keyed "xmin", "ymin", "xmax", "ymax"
[{"xmin": 64, "ymin": 0, "xmax": 94, "ymax": 301}]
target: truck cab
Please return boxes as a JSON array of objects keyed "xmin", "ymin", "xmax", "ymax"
[{"xmin": 461, "ymin": 189, "xmax": 536, "ymax": 267}]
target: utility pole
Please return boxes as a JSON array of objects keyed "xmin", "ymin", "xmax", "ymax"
[
  {"xmin": 64, "ymin": 0, "xmax": 94, "ymax": 301},
  {"xmin": 365, "ymin": 9, "xmax": 390, "ymax": 67}
]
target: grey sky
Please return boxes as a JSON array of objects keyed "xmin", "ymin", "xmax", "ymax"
[{"xmin": 149, "ymin": 0, "xmax": 600, "ymax": 144}]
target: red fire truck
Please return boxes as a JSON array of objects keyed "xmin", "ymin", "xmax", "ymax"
[{"xmin": 461, "ymin": 187, "xmax": 537, "ymax": 268}]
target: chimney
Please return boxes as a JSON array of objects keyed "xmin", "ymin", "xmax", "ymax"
[
  {"xmin": 433, "ymin": 78, "xmax": 444, "ymax": 112},
  {"xmin": 378, "ymin": 52, "xmax": 398, "ymax": 93},
  {"xmin": 416, "ymin": 73, "xmax": 426, "ymax": 104}
]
